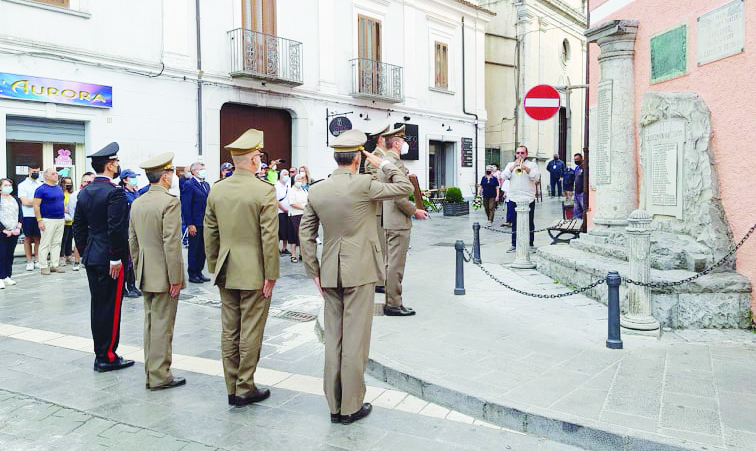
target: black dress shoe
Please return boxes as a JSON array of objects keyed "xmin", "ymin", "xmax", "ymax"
[
  {"xmin": 199, "ymin": 274, "xmax": 211, "ymax": 282},
  {"xmin": 124, "ymin": 289, "xmax": 140, "ymax": 298},
  {"xmin": 330, "ymin": 413, "xmax": 341, "ymax": 423},
  {"xmin": 188, "ymin": 276, "xmax": 204, "ymax": 284},
  {"xmin": 375, "ymin": 286, "xmax": 385, "ymax": 293},
  {"xmin": 341, "ymin": 403, "xmax": 372, "ymax": 424},
  {"xmin": 234, "ymin": 388, "xmax": 270, "ymax": 407},
  {"xmin": 383, "ymin": 306, "xmax": 416, "ymax": 317},
  {"xmin": 148, "ymin": 377, "xmax": 186, "ymax": 391},
  {"xmin": 94, "ymin": 357, "xmax": 135, "ymax": 373},
  {"xmin": 228, "ymin": 394, "xmax": 236, "ymax": 406}
]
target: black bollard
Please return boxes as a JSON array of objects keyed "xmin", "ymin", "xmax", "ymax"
[
  {"xmin": 454, "ymin": 240, "xmax": 466, "ymax": 295},
  {"xmin": 472, "ymin": 222, "xmax": 482, "ymax": 264},
  {"xmin": 606, "ymin": 271, "xmax": 623, "ymax": 349}
]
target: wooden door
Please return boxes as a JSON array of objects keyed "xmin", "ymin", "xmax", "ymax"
[{"xmin": 358, "ymin": 16, "xmax": 381, "ymax": 94}]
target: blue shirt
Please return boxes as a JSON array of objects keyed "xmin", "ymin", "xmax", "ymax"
[
  {"xmin": 34, "ymin": 184, "xmax": 65, "ymax": 219},
  {"xmin": 479, "ymin": 176, "xmax": 499, "ymax": 198}
]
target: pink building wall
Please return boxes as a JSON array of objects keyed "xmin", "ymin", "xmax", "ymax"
[{"xmin": 587, "ymin": 0, "xmax": 756, "ymax": 315}]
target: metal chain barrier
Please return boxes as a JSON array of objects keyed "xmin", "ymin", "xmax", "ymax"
[
  {"xmin": 462, "ymin": 244, "xmax": 605, "ymax": 298},
  {"xmin": 623, "ymin": 222, "xmax": 756, "ymax": 288},
  {"xmin": 483, "ymin": 224, "xmax": 552, "ymax": 235}
]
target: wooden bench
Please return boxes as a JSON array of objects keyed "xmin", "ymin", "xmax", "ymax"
[{"xmin": 547, "ymin": 218, "xmax": 583, "ymax": 245}]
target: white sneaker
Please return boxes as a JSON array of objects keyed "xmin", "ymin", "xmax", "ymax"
[
  {"xmin": 25, "ymin": 262, "xmax": 34, "ymax": 271},
  {"xmin": 73, "ymin": 263, "xmax": 80, "ymax": 271},
  {"xmin": 34, "ymin": 262, "xmax": 41, "ymax": 269},
  {"xmin": 4, "ymin": 278, "xmax": 15, "ymax": 286},
  {"xmin": 0, "ymin": 280, "xmax": 6, "ymax": 289}
]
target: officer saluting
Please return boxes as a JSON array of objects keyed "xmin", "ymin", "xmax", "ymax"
[
  {"xmin": 73, "ymin": 142, "xmax": 134, "ymax": 372},
  {"xmin": 299, "ymin": 129, "xmax": 413, "ymax": 424},
  {"xmin": 204, "ymin": 129, "xmax": 279, "ymax": 407},
  {"xmin": 129, "ymin": 153, "xmax": 186, "ymax": 390}
]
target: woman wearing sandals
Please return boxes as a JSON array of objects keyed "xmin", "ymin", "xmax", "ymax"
[
  {"xmin": 0, "ymin": 178, "xmax": 23, "ymax": 288},
  {"xmin": 286, "ymin": 173, "xmax": 308, "ymax": 262}
]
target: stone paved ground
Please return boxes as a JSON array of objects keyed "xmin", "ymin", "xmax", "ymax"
[
  {"xmin": 365, "ymin": 197, "xmax": 756, "ymax": 451},
  {"xmin": 0, "ymin": 220, "xmax": 585, "ymax": 451}
]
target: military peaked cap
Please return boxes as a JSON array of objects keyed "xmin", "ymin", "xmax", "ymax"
[
  {"xmin": 139, "ymin": 152, "xmax": 175, "ymax": 173},
  {"xmin": 330, "ymin": 129, "xmax": 367, "ymax": 152},
  {"xmin": 225, "ymin": 129, "xmax": 264, "ymax": 156}
]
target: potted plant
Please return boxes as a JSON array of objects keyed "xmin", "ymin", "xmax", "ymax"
[{"xmin": 442, "ymin": 187, "xmax": 469, "ymax": 216}]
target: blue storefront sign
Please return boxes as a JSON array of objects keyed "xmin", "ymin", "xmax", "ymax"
[{"xmin": 0, "ymin": 72, "xmax": 112, "ymax": 108}]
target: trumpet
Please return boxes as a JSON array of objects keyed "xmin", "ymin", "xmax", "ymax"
[{"xmin": 513, "ymin": 157, "xmax": 525, "ymax": 175}]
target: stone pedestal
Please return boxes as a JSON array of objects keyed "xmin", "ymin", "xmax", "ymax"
[
  {"xmin": 621, "ymin": 210, "xmax": 660, "ymax": 331},
  {"xmin": 585, "ymin": 20, "xmax": 639, "ymax": 236},
  {"xmin": 511, "ymin": 203, "xmax": 535, "ymax": 269}
]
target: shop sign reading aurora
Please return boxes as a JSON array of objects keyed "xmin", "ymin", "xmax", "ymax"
[{"xmin": 0, "ymin": 72, "xmax": 112, "ymax": 108}]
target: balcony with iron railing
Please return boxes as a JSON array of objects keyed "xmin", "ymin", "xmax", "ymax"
[
  {"xmin": 349, "ymin": 58, "xmax": 403, "ymax": 103},
  {"xmin": 228, "ymin": 28, "xmax": 303, "ymax": 86}
]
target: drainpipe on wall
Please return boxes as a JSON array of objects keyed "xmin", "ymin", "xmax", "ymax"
[
  {"xmin": 461, "ymin": 17, "xmax": 480, "ymax": 183},
  {"xmin": 196, "ymin": 0, "xmax": 203, "ymax": 156},
  {"xmin": 582, "ymin": 2, "xmax": 590, "ymax": 232}
]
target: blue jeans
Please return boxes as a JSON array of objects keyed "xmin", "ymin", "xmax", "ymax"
[
  {"xmin": 550, "ymin": 177, "xmax": 562, "ymax": 197},
  {"xmin": 573, "ymin": 192, "xmax": 586, "ymax": 219}
]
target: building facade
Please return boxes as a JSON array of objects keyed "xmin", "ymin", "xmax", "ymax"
[
  {"xmin": 586, "ymin": 0, "xmax": 756, "ymax": 316},
  {"xmin": 0, "ymin": 0, "xmax": 492, "ymax": 196},
  {"xmin": 484, "ymin": 0, "xmax": 587, "ymax": 179}
]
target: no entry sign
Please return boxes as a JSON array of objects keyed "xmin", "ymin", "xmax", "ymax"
[{"xmin": 523, "ymin": 85, "xmax": 561, "ymax": 120}]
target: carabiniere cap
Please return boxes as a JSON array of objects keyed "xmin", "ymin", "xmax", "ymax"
[
  {"xmin": 330, "ymin": 129, "xmax": 367, "ymax": 152},
  {"xmin": 139, "ymin": 152, "xmax": 175, "ymax": 172}
]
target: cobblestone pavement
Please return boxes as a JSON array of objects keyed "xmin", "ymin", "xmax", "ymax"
[{"xmin": 0, "ymin": 217, "xmax": 585, "ymax": 451}]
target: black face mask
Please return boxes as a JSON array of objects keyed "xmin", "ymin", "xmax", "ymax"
[
  {"xmin": 65, "ymin": 184, "xmax": 73, "ymax": 192},
  {"xmin": 30, "ymin": 172, "xmax": 40, "ymax": 180},
  {"xmin": 485, "ymin": 171, "xmax": 492, "ymax": 175},
  {"xmin": 113, "ymin": 165, "xmax": 121, "ymax": 179}
]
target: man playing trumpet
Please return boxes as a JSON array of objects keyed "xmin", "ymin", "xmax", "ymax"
[{"xmin": 502, "ymin": 145, "xmax": 540, "ymax": 252}]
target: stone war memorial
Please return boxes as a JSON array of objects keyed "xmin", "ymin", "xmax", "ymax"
[{"xmin": 538, "ymin": 19, "xmax": 752, "ymax": 330}]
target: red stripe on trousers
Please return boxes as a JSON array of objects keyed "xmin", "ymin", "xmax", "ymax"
[{"xmin": 107, "ymin": 266, "xmax": 125, "ymax": 362}]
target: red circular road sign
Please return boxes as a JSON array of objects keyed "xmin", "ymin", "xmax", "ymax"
[{"xmin": 523, "ymin": 85, "xmax": 561, "ymax": 121}]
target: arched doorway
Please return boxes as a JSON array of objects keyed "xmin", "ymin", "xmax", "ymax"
[{"xmin": 219, "ymin": 103, "xmax": 292, "ymax": 174}]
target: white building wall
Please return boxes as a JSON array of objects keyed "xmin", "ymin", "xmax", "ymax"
[{"xmin": 0, "ymin": 0, "xmax": 491, "ymax": 194}]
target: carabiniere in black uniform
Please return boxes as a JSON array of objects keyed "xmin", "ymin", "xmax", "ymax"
[{"xmin": 72, "ymin": 142, "xmax": 134, "ymax": 372}]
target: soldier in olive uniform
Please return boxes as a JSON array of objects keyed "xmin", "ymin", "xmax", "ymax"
[
  {"xmin": 380, "ymin": 125, "xmax": 429, "ymax": 316},
  {"xmin": 364, "ymin": 124, "xmax": 390, "ymax": 294},
  {"xmin": 204, "ymin": 129, "xmax": 279, "ymax": 407},
  {"xmin": 299, "ymin": 129, "xmax": 413, "ymax": 424},
  {"xmin": 129, "ymin": 153, "xmax": 186, "ymax": 391}
]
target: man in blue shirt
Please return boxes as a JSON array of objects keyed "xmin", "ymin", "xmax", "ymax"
[
  {"xmin": 33, "ymin": 168, "xmax": 66, "ymax": 275},
  {"xmin": 546, "ymin": 154, "xmax": 565, "ymax": 198}
]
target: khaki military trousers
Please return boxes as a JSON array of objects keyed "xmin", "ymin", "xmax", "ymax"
[
  {"xmin": 375, "ymin": 215, "xmax": 386, "ymax": 289},
  {"xmin": 385, "ymin": 228, "xmax": 410, "ymax": 308},
  {"xmin": 143, "ymin": 291, "xmax": 178, "ymax": 388},
  {"xmin": 323, "ymin": 283, "xmax": 375, "ymax": 416},
  {"xmin": 219, "ymin": 287, "xmax": 270, "ymax": 396}
]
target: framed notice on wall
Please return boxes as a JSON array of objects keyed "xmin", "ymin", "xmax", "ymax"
[
  {"xmin": 697, "ymin": 0, "xmax": 745, "ymax": 66},
  {"xmin": 461, "ymin": 138, "xmax": 473, "ymax": 167}
]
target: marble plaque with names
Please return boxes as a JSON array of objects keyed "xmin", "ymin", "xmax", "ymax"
[
  {"xmin": 698, "ymin": 0, "xmax": 744, "ymax": 66},
  {"xmin": 643, "ymin": 119, "xmax": 685, "ymax": 218},
  {"xmin": 593, "ymin": 80, "xmax": 612, "ymax": 185},
  {"xmin": 651, "ymin": 142, "xmax": 678, "ymax": 206}
]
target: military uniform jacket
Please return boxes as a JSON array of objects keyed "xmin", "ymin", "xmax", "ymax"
[
  {"xmin": 73, "ymin": 177, "xmax": 129, "ymax": 266},
  {"xmin": 380, "ymin": 153, "xmax": 416, "ymax": 230},
  {"xmin": 299, "ymin": 163, "xmax": 413, "ymax": 288},
  {"xmin": 128, "ymin": 185, "xmax": 185, "ymax": 292},
  {"xmin": 204, "ymin": 171, "xmax": 280, "ymax": 290},
  {"xmin": 364, "ymin": 147, "xmax": 386, "ymax": 217}
]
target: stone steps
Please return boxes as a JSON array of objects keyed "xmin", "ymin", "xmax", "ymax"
[{"xmin": 537, "ymin": 243, "xmax": 752, "ymax": 328}]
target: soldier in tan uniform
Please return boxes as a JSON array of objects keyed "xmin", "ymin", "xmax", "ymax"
[
  {"xmin": 204, "ymin": 129, "xmax": 279, "ymax": 407},
  {"xmin": 380, "ymin": 125, "xmax": 429, "ymax": 316},
  {"xmin": 300, "ymin": 129, "xmax": 413, "ymax": 424},
  {"xmin": 364, "ymin": 124, "xmax": 390, "ymax": 294},
  {"xmin": 128, "ymin": 152, "xmax": 186, "ymax": 390}
]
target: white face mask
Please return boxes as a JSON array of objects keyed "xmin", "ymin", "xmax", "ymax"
[
  {"xmin": 197, "ymin": 169, "xmax": 207, "ymax": 180},
  {"xmin": 294, "ymin": 181, "xmax": 302, "ymax": 188},
  {"xmin": 400, "ymin": 142, "xmax": 410, "ymax": 155},
  {"xmin": 1, "ymin": 186, "xmax": 12, "ymax": 195}
]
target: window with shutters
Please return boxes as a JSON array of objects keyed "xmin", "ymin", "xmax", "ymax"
[
  {"xmin": 241, "ymin": 0, "xmax": 277, "ymax": 76},
  {"xmin": 435, "ymin": 41, "xmax": 448, "ymax": 89},
  {"xmin": 358, "ymin": 15, "xmax": 381, "ymax": 62},
  {"xmin": 242, "ymin": 0, "xmax": 276, "ymax": 35}
]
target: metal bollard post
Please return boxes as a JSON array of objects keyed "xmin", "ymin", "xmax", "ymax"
[
  {"xmin": 606, "ymin": 271, "xmax": 623, "ymax": 349},
  {"xmin": 472, "ymin": 222, "xmax": 482, "ymax": 264},
  {"xmin": 454, "ymin": 240, "xmax": 466, "ymax": 295}
]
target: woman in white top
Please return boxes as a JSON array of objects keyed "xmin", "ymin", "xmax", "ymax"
[{"xmin": 286, "ymin": 173, "xmax": 309, "ymax": 262}]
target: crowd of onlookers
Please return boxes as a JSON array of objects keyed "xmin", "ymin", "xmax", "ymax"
[{"xmin": 0, "ymin": 158, "xmax": 314, "ymax": 292}]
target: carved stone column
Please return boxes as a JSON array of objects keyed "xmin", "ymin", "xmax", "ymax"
[
  {"xmin": 511, "ymin": 202, "xmax": 536, "ymax": 269},
  {"xmin": 621, "ymin": 209, "xmax": 660, "ymax": 331},
  {"xmin": 585, "ymin": 20, "xmax": 639, "ymax": 236}
]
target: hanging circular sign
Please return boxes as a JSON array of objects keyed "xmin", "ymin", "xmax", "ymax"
[
  {"xmin": 329, "ymin": 116, "xmax": 353, "ymax": 136},
  {"xmin": 523, "ymin": 84, "xmax": 561, "ymax": 121}
]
